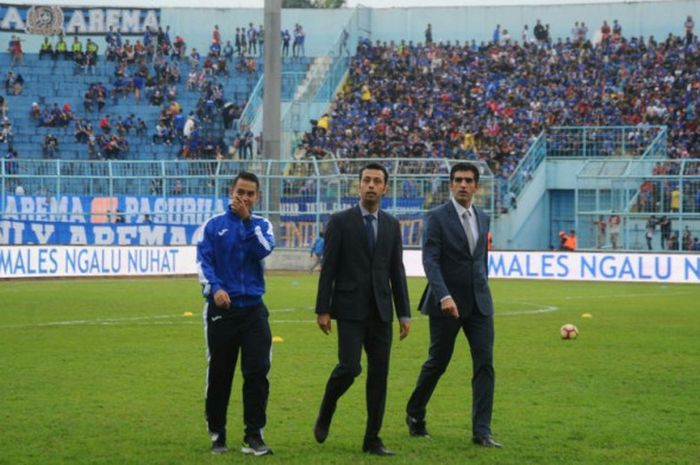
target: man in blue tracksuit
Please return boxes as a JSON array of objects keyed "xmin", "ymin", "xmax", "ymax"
[{"xmin": 197, "ymin": 171, "xmax": 275, "ymax": 456}]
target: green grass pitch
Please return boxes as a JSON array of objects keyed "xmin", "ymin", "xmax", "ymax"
[{"xmin": 1, "ymin": 275, "xmax": 698, "ymax": 465}]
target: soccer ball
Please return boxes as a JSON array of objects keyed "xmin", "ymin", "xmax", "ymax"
[{"xmin": 560, "ymin": 324, "xmax": 579, "ymax": 340}]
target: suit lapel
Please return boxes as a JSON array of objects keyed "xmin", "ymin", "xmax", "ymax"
[
  {"xmin": 377, "ymin": 210, "xmax": 392, "ymax": 253},
  {"xmin": 446, "ymin": 202, "xmax": 468, "ymax": 245},
  {"xmin": 446, "ymin": 201, "xmax": 471, "ymax": 253},
  {"xmin": 472, "ymin": 207, "xmax": 490, "ymax": 255}
]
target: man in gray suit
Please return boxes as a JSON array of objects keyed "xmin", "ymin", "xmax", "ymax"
[
  {"xmin": 314, "ymin": 162, "xmax": 411, "ymax": 456},
  {"xmin": 405, "ymin": 162, "xmax": 501, "ymax": 448}
]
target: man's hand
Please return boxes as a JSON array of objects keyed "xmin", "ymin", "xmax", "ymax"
[
  {"xmin": 231, "ymin": 194, "xmax": 250, "ymax": 220},
  {"xmin": 317, "ymin": 313, "xmax": 332, "ymax": 335},
  {"xmin": 213, "ymin": 289, "xmax": 231, "ymax": 309},
  {"xmin": 440, "ymin": 297, "xmax": 459, "ymax": 319},
  {"xmin": 399, "ymin": 320, "xmax": 410, "ymax": 340}
]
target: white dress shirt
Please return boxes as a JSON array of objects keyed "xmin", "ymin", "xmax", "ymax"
[{"xmin": 451, "ymin": 197, "xmax": 479, "ymax": 248}]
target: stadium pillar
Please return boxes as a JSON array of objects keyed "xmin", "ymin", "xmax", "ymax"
[
  {"xmin": 263, "ymin": 0, "xmax": 282, "ymax": 227},
  {"xmin": 263, "ymin": 0, "xmax": 281, "ymax": 160}
]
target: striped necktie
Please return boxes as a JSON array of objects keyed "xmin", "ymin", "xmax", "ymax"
[{"xmin": 462, "ymin": 211, "xmax": 476, "ymax": 254}]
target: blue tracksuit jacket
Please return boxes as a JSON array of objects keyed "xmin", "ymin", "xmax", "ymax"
[{"xmin": 197, "ymin": 208, "xmax": 275, "ymax": 308}]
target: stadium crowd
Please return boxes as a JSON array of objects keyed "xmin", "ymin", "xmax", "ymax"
[
  {"xmin": 5, "ymin": 20, "xmax": 309, "ymax": 163},
  {"xmin": 299, "ymin": 19, "xmax": 699, "ymax": 182},
  {"xmin": 2, "ymin": 16, "xmax": 699, "ymax": 217}
]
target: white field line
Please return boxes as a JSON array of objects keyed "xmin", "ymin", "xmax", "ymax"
[
  {"xmin": 2, "ymin": 289, "xmax": 690, "ymax": 329},
  {"xmin": 0, "ymin": 307, "xmax": 310, "ymax": 328},
  {"xmin": 561, "ymin": 291, "xmax": 692, "ymax": 300},
  {"xmin": 0, "ymin": 314, "xmax": 180, "ymax": 328},
  {"xmin": 497, "ymin": 304, "xmax": 559, "ymax": 316},
  {"xmin": 271, "ymin": 307, "xmax": 309, "ymax": 312},
  {"xmin": 0, "ymin": 303, "xmax": 561, "ymax": 328}
]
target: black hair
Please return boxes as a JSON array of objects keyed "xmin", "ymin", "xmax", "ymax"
[
  {"xmin": 449, "ymin": 162, "xmax": 480, "ymax": 184},
  {"xmin": 359, "ymin": 162, "xmax": 389, "ymax": 184},
  {"xmin": 232, "ymin": 171, "xmax": 260, "ymax": 191}
]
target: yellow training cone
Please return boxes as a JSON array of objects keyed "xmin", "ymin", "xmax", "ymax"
[
  {"xmin": 272, "ymin": 336, "xmax": 284, "ymax": 343},
  {"xmin": 581, "ymin": 313, "xmax": 593, "ymax": 319},
  {"xmin": 183, "ymin": 312, "xmax": 193, "ymax": 317}
]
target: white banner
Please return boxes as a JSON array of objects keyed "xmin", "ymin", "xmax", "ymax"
[
  {"xmin": 404, "ymin": 250, "xmax": 699, "ymax": 284},
  {"xmin": 1, "ymin": 247, "xmax": 698, "ymax": 283},
  {"xmin": 0, "ymin": 246, "xmax": 196, "ymax": 278}
]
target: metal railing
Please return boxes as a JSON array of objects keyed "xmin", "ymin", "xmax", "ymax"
[
  {"xmin": 506, "ymin": 125, "xmax": 668, "ymax": 203},
  {"xmin": 575, "ymin": 158, "xmax": 700, "ymax": 251},
  {"xmin": 234, "ymin": 71, "xmax": 307, "ymax": 133},
  {"xmin": 280, "ymin": 13, "xmax": 356, "ymax": 159},
  {"xmin": 234, "ymin": 75, "xmax": 264, "ymax": 133},
  {"xmin": 545, "ymin": 126, "xmax": 666, "ymax": 158},
  {"xmin": 639, "ymin": 126, "xmax": 668, "ymax": 160},
  {"xmin": 1, "ymin": 158, "xmax": 496, "ymax": 248},
  {"xmin": 507, "ymin": 132, "xmax": 545, "ymax": 198}
]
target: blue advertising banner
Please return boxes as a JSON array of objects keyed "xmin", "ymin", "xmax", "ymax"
[
  {"xmin": 0, "ymin": 220, "xmax": 202, "ymax": 245},
  {"xmin": 0, "ymin": 194, "xmax": 218, "ymax": 245},
  {"xmin": 278, "ymin": 196, "xmax": 424, "ymax": 247},
  {"xmin": 0, "ymin": 3, "xmax": 160, "ymax": 35},
  {"xmin": 1, "ymin": 194, "xmax": 227, "ymax": 225},
  {"xmin": 1, "ymin": 195, "xmax": 427, "ymax": 247}
]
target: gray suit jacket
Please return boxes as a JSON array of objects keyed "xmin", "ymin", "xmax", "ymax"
[{"xmin": 418, "ymin": 201, "xmax": 494, "ymax": 317}]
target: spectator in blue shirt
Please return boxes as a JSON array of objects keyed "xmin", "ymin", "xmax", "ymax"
[{"xmin": 309, "ymin": 232, "xmax": 324, "ymax": 272}]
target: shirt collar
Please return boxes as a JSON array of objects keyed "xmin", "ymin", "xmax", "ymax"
[
  {"xmin": 359, "ymin": 203, "xmax": 378, "ymax": 220},
  {"xmin": 451, "ymin": 197, "xmax": 472, "ymax": 218}
]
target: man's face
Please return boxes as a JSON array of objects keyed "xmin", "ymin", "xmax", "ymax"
[
  {"xmin": 230, "ymin": 178, "xmax": 258, "ymax": 210},
  {"xmin": 450, "ymin": 169, "xmax": 479, "ymax": 207},
  {"xmin": 359, "ymin": 168, "xmax": 388, "ymax": 206}
]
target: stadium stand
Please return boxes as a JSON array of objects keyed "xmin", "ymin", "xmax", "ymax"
[
  {"xmin": 0, "ymin": 38, "xmax": 311, "ymax": 162},
  {"xmin": 0, "ymin": 9, "xmax": 698, "ymax": 251},
  {"xmin": 298, "ymin": 28, "xmax": 699, "ymax": 182}
]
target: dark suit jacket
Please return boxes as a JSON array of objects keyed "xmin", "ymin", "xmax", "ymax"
[
  {"xmin": 419, "ymin": 201, "xmax": 494, "ymax": 317},
  {"xmin": 315, "ymin": 205, "xmax": 411, "ymax": 323}
]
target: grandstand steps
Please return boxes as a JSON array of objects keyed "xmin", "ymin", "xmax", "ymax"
[
  {"xmin": 494, "ymin": 158, "xmax": 548, "ymax": 250},
  {"xmin": 293, "ymin": 56, "xmax": 333, "ymax": 102},
  {"xmin": 577, "ymin": 160, "xmax": 631, "ymax": 177}
]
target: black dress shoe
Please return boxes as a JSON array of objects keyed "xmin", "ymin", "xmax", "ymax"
[
  {"xmin": 406, "ymin": 415, "xmax": 430, "ymax": 438},
  {"xmin": 314, "ymin": 401, "xmax": 336, "ymax": 444},
  {"xmin": 363, "ymin": 440, "xmax": 396, "ymax": 456},
  {"xmin": 313, "ymin": 416, "xmax": 330, "ymax": 444},
  {"xmin": 472, "ymin": 436, "xmax": 502, "ymax": 448}
]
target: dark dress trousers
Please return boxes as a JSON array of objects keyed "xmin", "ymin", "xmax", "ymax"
[
  {"xmin": 316, "ymin": 205, "xmax": 411, "ymax": 443},
  {"xmin": 407, "ymin": 201, "xmax": 496, "ymax": 438}
]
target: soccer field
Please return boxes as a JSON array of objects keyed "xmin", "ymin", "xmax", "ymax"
[{"xmin": 0, "ymin": 275, "xmax": 698, "ymax": 465}]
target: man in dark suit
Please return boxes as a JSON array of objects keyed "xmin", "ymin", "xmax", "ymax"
[
  {"xmin": 314, "ymin": 162, "xmax": 411, "ymax": 456},
  {"xmin": 405, "ymin": 162, "xmax": 501, "ymax": 448}
]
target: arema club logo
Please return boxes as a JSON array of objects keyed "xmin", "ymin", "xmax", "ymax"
[{"xmin": 25, "ymin": 6, "xmax": 64, "ymax": 35}]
